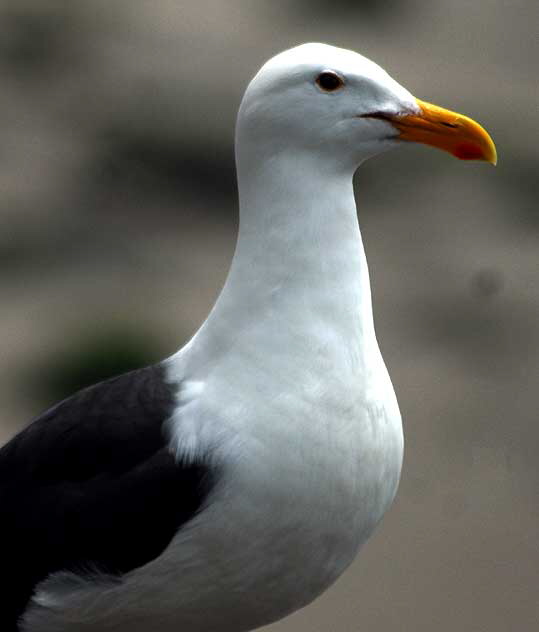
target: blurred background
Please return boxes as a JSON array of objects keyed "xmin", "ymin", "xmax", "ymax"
[{"xmin": 1, "ymin": 0, "xmax": 537, "ymax": 630}]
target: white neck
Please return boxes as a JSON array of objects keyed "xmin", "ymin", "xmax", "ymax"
[{"xmin": 180, "ymin": 144, "xmax": 378, "ymax": 376}]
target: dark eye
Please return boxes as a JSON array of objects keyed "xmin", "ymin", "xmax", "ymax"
[{"xmin": 316, "ymin": 71, "xmax": 345, "ymax": 92}]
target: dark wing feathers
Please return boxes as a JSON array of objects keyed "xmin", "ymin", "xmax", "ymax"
[{"xmin": 0, "ymin": 364, "xmax": 214, "ymax": 630}]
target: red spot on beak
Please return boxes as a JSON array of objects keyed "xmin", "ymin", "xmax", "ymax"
[{"xmin": 454, "ymin": 142, "xmax": 486, "ymax": 161}]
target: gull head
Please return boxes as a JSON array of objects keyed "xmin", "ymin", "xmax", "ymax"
[{"xmin": 236, "ymin": 43, "xmax": 496, "ymax": 170}]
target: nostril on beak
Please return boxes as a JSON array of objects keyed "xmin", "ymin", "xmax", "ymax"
[{"xmin": 440, "ymin": 121, "xmax": 458, "ymax": 128}]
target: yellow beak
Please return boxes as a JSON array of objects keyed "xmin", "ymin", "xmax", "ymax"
[{"xmin": 370, "ymin": 98, "xmax": 497, "ymax": 165}]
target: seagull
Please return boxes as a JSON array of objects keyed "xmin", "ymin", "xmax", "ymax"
[{"xmin": 1, "ymin": 43, "xmax": 496, "ymax": 632}]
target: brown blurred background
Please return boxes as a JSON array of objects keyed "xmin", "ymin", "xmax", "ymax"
[{"xmin": 1, "ymin": 1, "xmax": 537, "ymax": 630}]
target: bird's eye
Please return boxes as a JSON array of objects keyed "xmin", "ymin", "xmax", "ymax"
[{"xmin": 316, "ymin": 71, "xmax": 345, "ymax": 92}]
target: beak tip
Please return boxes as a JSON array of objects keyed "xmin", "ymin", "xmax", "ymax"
[
  {"xmin": 484, "ymin": 140, "xmax": 498, "ymax": 166},
  {"xmin": 454, "ymin": 141, "xmax": 497, "ymax": 166}
]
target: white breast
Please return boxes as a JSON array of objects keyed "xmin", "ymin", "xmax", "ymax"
[
  {"xmin": 147, "ymin": 336, "xmax": 403, "ymax": 632},
  {"xmin": 24, "ymin": 298, "xmax": 403, "ymax": 632}
]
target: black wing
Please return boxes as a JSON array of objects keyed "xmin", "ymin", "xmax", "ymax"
[{"xmin": 0, "ymin": 364, "xmax": 214, "ymax": 630}]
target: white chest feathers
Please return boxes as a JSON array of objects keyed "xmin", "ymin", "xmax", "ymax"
[
  {"xmin": 160, "ymin": 345, "xmax": 403, "ymax": 631},
  {"xmin": 25, "ymin": 351, "xmax": 403, "ymax": 632}
]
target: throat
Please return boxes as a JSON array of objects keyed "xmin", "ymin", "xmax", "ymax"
[
  {"xmin": 219, "ymin": 151, "xmax": 375, "ymax": 342},
  {"xmin": 180, "ymin": 149, "xmax": 379, "ymax": 385}
]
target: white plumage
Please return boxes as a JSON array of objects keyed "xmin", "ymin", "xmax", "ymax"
[{"xmin": 13, "ymin": 43, "xmax": 495, "ymax": 632}]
